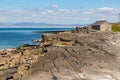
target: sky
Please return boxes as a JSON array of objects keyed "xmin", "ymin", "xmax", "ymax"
[{"xmin": 0, "ymin": 0, "xmax": 120, "ymax": 24}]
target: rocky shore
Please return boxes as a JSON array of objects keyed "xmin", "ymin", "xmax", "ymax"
[{"xmin": 0, "ymin": 27, "xmax": 120, "ymax": 80}]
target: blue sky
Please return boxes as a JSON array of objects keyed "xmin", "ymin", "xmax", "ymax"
[{"xmin": 0, "ymin": 0, "xmax": 120, "ymax": 24}]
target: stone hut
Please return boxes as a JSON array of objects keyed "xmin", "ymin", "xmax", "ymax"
[{"xmin": 91, "ymin": 20, "xmax": 111, "ymax": 31}]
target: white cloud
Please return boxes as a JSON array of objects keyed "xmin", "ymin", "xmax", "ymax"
[
  {"xmin": 41, "ymin": 11, "xmax": 46, "ymax": 15},
  {"xmin": 43, "ymin": 5, "xmax": 59, "ymax": 10},
  {"xmin": 83, "ymin": 11, "xmax": 91, "ymax": 15},
  {"xmin": 45, "ymin": 15, "xmax": 81, "ymax": 20},
  {"xmin": 96, "ymin": 7, "xmax": 120, "ymax": 13},
  {"xmin": 0, "ymin": 6, "xmax": 119, "ymax": 24},
  {"xmin": 51, "ymin": 5, "xmax": 59, "ymax": 8},
  {"xmin": 97, "ymin": 7, "xmax": 114, "ymax": 12},
  {"xmin": 85, "ymin": 7, "xmax": 120, "ymax": 22},
  {"xmin": 46, "ymin": 10, "xmax": 54, "ymax": 13},
  {"xmin": 59, "ymin": 9, "xmax": 70, "ymax": 12}
]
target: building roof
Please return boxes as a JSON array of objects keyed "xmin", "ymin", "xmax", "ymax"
[{"xmin": 92, "ymin": 20, "xmax": 108, "ymax": 25}]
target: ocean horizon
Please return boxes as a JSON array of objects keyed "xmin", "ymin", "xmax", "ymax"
[{"xmin": 0, "ymin": 27, "xmax": 74, "ymax": 50}]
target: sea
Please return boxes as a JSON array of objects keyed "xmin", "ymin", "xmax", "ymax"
[{"xmin": 0, "ymin": 27, "xmax": 74, "ymax": 50}]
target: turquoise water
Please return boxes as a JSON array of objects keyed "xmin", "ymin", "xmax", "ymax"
[{"xmin": 0, "ymin": 28, "xmax": 74, "ymax": 49}]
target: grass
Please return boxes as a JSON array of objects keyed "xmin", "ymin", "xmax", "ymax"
[{"xmin": 111, "ymin": 23, "xmax": 120, "ymax": 32}]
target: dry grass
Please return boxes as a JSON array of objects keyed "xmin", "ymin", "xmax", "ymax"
[{"xmin": 112, "ymin": 23, "xmax": 120, "ymax": 32}]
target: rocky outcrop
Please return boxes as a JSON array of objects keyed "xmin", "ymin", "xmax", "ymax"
[
  {"xmin": 0, "ymin": 28, "xmax": 120, "ymax": 80},
  {"xmin": 0, "ymin": 45, "xmax": 42, "ymax": 80},
  {"xmin": 41, "ymin": 31, "xmax": 75, "ymax": 47},
  {"xmin": 31, "ymin": 30, "xmax": 120, "ymax": 80}
]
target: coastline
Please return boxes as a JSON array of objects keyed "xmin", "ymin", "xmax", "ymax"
[
  {"xmin": 0, "ymin": 27, "xmax": 120, "ymax": 80},
  {"xmin": 0, "ymin": 28, "xmax": 74, "ymax": 50}
]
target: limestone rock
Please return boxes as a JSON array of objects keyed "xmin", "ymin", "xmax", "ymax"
[{"xmin": 0, "ymin": 28, "xmax": 120, "ymax": 80}]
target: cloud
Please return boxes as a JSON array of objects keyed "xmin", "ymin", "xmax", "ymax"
[
  {"xmin": 46, "ymin": 10, "xmax": 54, "ymax": 13},
  {"xmin": 50, "ymin": 5, "xmax": 59, "ymax": 8},
  {"xmin": 83, "ymin": 11, "xmax": 91, "ymax": 15},
  {"xmin": 83, "ymin": 7, "xmax": 120, "ymax": 23},
  {"xmin": 96, "ymin": 7, "xmax": 120, "ymax": 14},
  {"xmin": 45, "ymin": 15, "xmax": 81, "ymax": 20},
  {"xmin": 97, "ymin": 7, "xmax": 114, "ymax": 12},
  {"xmin": 0, "ymin": 6, "xmax": 119, "ymax": 24},
  {"xmin": 43, "ymin": 5, "xmax": 59, "ymax": 10},
  {"xmin": 41, "ymin": 11, "xmax": 46, "ymax": 15},
  {"xmin": 58, "ymin": 9, "xmax": 70, "ymax": 13}
]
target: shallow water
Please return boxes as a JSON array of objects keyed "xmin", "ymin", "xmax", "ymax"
[{"xmin": 0, "ymin": 28, "xmax": 74, "ymax": 49}]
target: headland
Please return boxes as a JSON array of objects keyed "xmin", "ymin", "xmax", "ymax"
[{"xmin": 0, "ymin": 26, "xmax": 120, "ymax": 80}]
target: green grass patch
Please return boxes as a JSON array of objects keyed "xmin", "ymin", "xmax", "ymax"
[{"xmin": 112, "ymin": 23, "xmax": 120, "ymax": 32}]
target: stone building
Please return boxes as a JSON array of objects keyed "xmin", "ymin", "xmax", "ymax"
[{"xmin": 91, "ymin": 20, "xmax": 111, "ymax": 31}]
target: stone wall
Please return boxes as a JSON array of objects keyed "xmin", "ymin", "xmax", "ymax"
[{"xmin": 101, "ymin": 22, "xmax": 112, "ymax": 31}]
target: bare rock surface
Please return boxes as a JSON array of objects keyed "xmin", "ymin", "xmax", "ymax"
[
  {"xmin": 31, "ymin": 31, "xmax": 120, "ymax": 80},
  {"xmin": 0, "ymin": 28, "xmax": 120, "ymax": 80}
]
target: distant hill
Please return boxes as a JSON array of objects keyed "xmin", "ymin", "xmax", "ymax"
[
  {"xmin": 111, "ymin": 22, "xmax": 120, "ymax": 32},
  {"xmin": 0, "ymin": 22, "xmax": 85, "ymax": 26}
]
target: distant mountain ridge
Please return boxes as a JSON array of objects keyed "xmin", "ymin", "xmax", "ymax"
[{"xmin": 0, "ymin": 22, "xmax": 85, "ymax": 26}]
